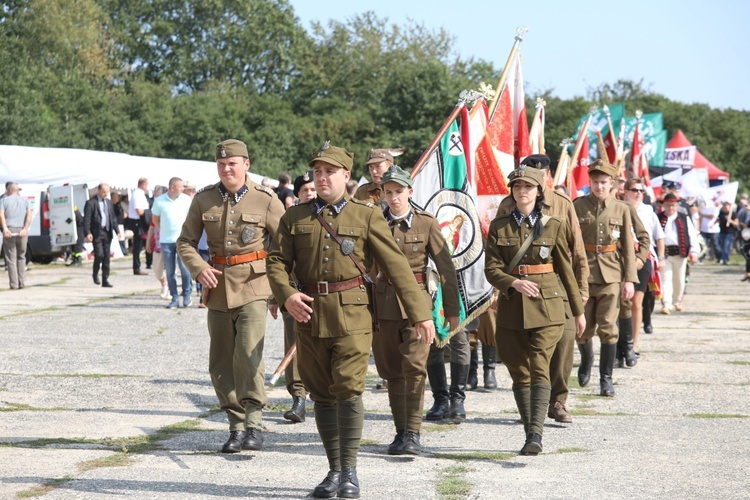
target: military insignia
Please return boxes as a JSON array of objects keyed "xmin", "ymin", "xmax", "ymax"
[
  {"xmin": 539, "ymin": 246, "xmax": 550, "ymax": 259},
  {"xmin": 316, "ymin": 140, "xmax": 330, "ymax": 157},
  {"xmin": 412, "ymin": 244, "xmax": 419, "ymax": 252},
  {"xmin": 612, "ymin": 228, "xmax": 621, "ymax": 239},
  {"xmin": 220, "ymin": 147, "xmax": 227, "ymax": 158},
  {"xmin": 242, "ymin": 226, "xmax": 256, "ymax": 244},
  {"xmin": 341, "ymin": 238, "xmax": 355, "ymax": 255},
  {"xmin": 302, "ymin": 171, "xmax": 310, "ymax": 181}
]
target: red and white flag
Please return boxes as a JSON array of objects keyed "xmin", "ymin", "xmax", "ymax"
[
  {"xmin": 630, "ymin": 120, "xmax": 643, "ymax": 179},
  {"xmin": 570, "ymin": 133, "xmax": 590, "ymax": 200}
]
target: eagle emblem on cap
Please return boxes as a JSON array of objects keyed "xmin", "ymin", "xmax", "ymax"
[
  {"xmin": 302, "ymin": 171, "xmax": 310, "ymax": 181},
  {"xmin": 220, "ymin": 148, "xmax": 227, "ymax": 158}
]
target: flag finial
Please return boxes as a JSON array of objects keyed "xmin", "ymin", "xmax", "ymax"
[{"xmin": 515, "ymin": 27, "xmax": 529, "ymax": 41}]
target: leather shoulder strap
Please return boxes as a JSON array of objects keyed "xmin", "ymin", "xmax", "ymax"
[
  {"xmin": 504, "ymin": 215, "xmax": 550, "ymax": 274},
  {"xmin": 314, "ymin": 211, "xmax": 372, "ymax": 282}
]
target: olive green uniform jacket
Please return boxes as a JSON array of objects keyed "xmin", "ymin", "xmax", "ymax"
[
  {"xmin": 573, "ymin": 193, "xmax": 638, "ymax": 285},
  {"xmin": 353, "ymin": 181, "xmax": 383, "ymax": 205},
  {"xmin": 375, "ymin": 208, "xmax": 459, "ymax": 320},
  {"xmin": 498, "ymin": 186, "xmax": 589, "ymax": 298},
  {"xmin": 177, "ymin": 178, "xmax": 285, "ymax": 311},
  {"xmin": 267, "ymin": 196, "xmax": 432, "ymax": 338},
  {"xmin": 485, "ymin": 214, "xmax": 584, "ymax": 331}
]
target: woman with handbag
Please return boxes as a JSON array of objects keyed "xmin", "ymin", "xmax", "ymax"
[{"xmin": 484, "ymin": 166, "xmax": 585, "ymax": 455}]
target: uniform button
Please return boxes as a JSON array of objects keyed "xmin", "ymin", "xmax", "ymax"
[
  {"xmin": 227, "ymin": 241, "xmax": 232, "ymax": 246},
  {"xmin": 554, "ymin": 292, "xmax": 558, "ymax": 296},
  {"xmin": 323, "ymin": 270, "xmax": 329, "ymax": 275},
  {"xmin": 524, "ymin": 254, "xmax": 528, "ymax": 258},
  {"xmin": 599, "ymin": 222, "xmax": 603, "ymax": 226},
  {"xmin": 600, "ymin": 231, "xmax": 603, "ymax": 234},
  {"xmin": 323, "ymin": 257, "xmax": 329, "ymax": 263},
  {"xmin": 413, "ymin": 237, "xmax": 418, "ymax": 241},
  {"xmin": 325, "ymin": 234, "xmax": 330, "ymax": 239},
  {"xmin": 228, "ymin": 231, "xmax": 233, "ymax": 235},
  {"xmin": 349, "ymin": 230, "xmax": 354, "ymax": 234},
  {"xmin": 396, "ymin": 238, "xmax": 400, "ymax": 243},
  {"xmin": 357, "ymin": 297, "xmax": 361, "ymax": 302},
  {"xmin": 323, "ymin": 245, "xmax": 329, "ymax": 250},
  {"xmin": 328, "ymin": 211, "xmax": 333, "ymax": 216},
  {"xmin": 231, "ymin": 210, "xmax": 235, "ymax": 214},
  {"xmin": 524, "ymin": 234, "xmax": 529, "ymax": 239},
  {"xmin": 229, "ymin": 220, "xmax": 234, "ymax": 225}
]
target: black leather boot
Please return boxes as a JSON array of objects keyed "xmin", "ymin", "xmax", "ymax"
[
  {"xmin": 449, "ymin": 363, "xmax": 468, "ymax": 419},
  {"xmin": 467, "ymin": 348, "xmax": 478, "ymax": 391},
  {"xmin": 577, "ymin": 341, "xmax": 594, "ymax": 387},
  {"xmin": 599, "ymin": 343, "xmax": 616, "ymax": 397},
  {"xmin": 401, "ymin": 431, "xmax": 422, "ymax": 456},
  {"xmin": 312, "ymin": 470, "xmax": 340, "ymax": 498},
  {"xmin": 425, "ymin": 361, "xmax": 449, "ymax": 421},
  {"xmin": 621, "ymin": 318, "xmax": 638, "ymax": 367},
  {"xmin": 482, "ymin": 345, "xmax": 497, "ymax": 389},
  {"xmin": 616, "ymin": 319, "xmax": 627, "ymax": 368},
  {"xmin": 284, "ymin": 396, "xmax": 306, "ymax": 423},
  {"xmin": 338, "ymin": 466, "xmax": 360, "ymax": 499},
  {"xmin": 241, "ymin": 427, "xmax": 263, "ymax": 451},
  {"xmin": 387, "ymin": 430, "xmax": 404, "ymax": 455},
  {"xmin": 220, "ymin": 430, "xmax": 246, "ymax": 453}
]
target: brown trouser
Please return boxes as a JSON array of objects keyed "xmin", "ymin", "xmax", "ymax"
[
  {"xmin": 281, "ymin": 310, "xmax": 307, "ymax": 399},
  {"xmin": 580, "ymin": 282, "xmax": 621, "ymax": 345},
  {"xmin": 207, "ymin": 300, "xmax": 268, "ymax": 431},
  {"xmin": 496, "ymin": 323, "xmax": 563, "ymax": 389},
  {"xmin": 549, "ymin": 300, "xmax": 575, "ymax": 404}
]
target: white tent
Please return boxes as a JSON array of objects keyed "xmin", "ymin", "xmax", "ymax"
[{"xmin": 0, "ymin": 145, "xmax": 274, "ymax": 192}]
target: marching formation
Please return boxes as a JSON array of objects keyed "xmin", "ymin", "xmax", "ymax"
[{"xmin": 167, "ymin": 134, "xmax": 709, "ymax": 499}]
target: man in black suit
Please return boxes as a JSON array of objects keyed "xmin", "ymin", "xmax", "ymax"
[{"xmin": 84, "ymin": 183, "xmax": 122, "ymax": 287}]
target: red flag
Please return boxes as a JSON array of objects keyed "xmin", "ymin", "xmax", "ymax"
[
  {"xmin": 571, "ymin": 133, "xmax": 590, "ymax": 195},
  {"xmin": 603, "ymin": 126, "xmax": 617, "ymax": 164},
  {"xmin": 487, "ymin": 52, "xmax": 530, "ymax": 178},
  {"xmin": 630, "ymin": 121, "xmax": 642, "ymax": 179}
]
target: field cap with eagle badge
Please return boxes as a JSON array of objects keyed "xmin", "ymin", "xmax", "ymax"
[
  {"xmin": 215, "ymin": 139, "xmax": 248, "ymax": 160},
  {"xmin": 308, "ymin": 141, "xmax": 354, "ymax": 171}
]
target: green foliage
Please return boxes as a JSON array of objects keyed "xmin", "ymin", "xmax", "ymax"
[{"xmin": 0, "ymin": 1, "xmax": 747, "ymax": 192}]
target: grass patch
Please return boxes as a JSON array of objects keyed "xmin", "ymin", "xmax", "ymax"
[
  {"xmin": 574, "ymin": 394, "xmax": 603, "ymax": 402},
  {"xmin": 573, "ymin": 409, "xmax": 632, "ymax": 416},
  {"xmin": 422, "ymin": 423, "xmax": 461, "ymax": 433},
  {"xmin": 0, "ymin": 437, "xmax": 101, "ymax": 448},
  {"xmin": 197, "ymin": 405, "xmax": 223, "ymax": 419},
  {"xmin": 78, "ymin": 453, "xmax": 132, "ymax": 472},
  {"xmin": 0, "ymin": 306, "xmax": 60, "ymax": 320},
  {"xmin": 360, "ymin": 438, "xmax": 379, "ymax": 446},
  {"xmin": 727, "ymin": 361, "xmax": 750, "ymax": 366},
  {"xmin": 16, "ymin": 476, "xmax": 74, "ymax": 498},
  {"xmin": 33, "ymin": 277, "xmax": 72, "ymax": 287},
  {"xmin": 567, "ymin": 376, "xmax": 581, "ymax": 389},
  {"xmin": 432, "ymin": 451, "xmax": 515, "ymax": 461},
  {"xmin": 686, "ymin": 413, "xmax": 749, "ymax": 419},
  {"xmin": 31, "ymin": 373, "xmax": 142, "ymax": 379},
  {"xmin": 552, "ymin": 447, "xmax": 590, "ymax": 454},
  {"xmin": 0, "ymin": 402, "xmax": 71, "ymax": 412},
  {"xmin": 436, "ymin": 465, "xmax": 473, "ymax": 499}
]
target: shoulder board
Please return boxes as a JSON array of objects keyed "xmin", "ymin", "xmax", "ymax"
[
  {"xmin": 350, "ymin": 198, "xmax": 376, "ymax": 209},
  {"xmin": 413, "ymin": 208, "xmax": 436, "ymax": 219},
  {"xmin": 254, "ymin": 184, "xmax": 275, "ymax": 197},
  {"xmin": 196, "ymin": 182, "xmax": 219, "ymax": 195},
  {"xmin": 550, "ymin": 189, "xmax": 572, "ymax": 202}
]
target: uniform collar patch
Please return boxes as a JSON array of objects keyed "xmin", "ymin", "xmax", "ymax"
[
  {"xmin": 219, "ymin": 183, "xmax": 248, "ymax": 205},
  {"xmin": 312, "ymin": 196, "xmax": 348, "ymax": 215},
  {"xmin": 512, "ymin": 208, "xmax": 539, "ymax": 228},
  {"xmin": 384, "ymin": 208, "xmax": 413, "ymax": 228}
]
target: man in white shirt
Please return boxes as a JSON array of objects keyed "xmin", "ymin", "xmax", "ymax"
[
  {"xmin": 128, "ymin": 177, "xmax": 150, "ymax": 275},
  {"xmin": 699, "ymin": 199, "xmax": 720, "ymax": 262},
  {"xmin": 657, "ymin": 194, "xmax": 700, "ymax": 314}
]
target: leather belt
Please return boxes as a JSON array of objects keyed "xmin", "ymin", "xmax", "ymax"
[
  {"xmin": 510, "ymin": 264, "xmax": 554, "ymax": 275},
  {"xmin": 584, "ymin": 244, "xmax": 618, "ymax": 253},
  {"xmin": 213, "ymin": 250, "xmax": 267, "ymax": 266},
  {"xmin": 299, "ymin": 276, "xmax": 366, "ymax": 296},
  {"xmin": 377, "ymin": 272, "xmax": 427, "ymax": 284}
]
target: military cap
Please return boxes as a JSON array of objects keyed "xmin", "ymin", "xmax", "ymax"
[
  {"xmin": 662, "ymin": 193, "xmax": 680, "ymax": 203},
  {"xmin": 215, "ymin": 139, "xmax": 248, "ymax": 160},
  {"xmin": 366, "ymin": 148, "xmax": 394, "ymax": 165},
  {"xmin": 520, "ymin": 154, "xmax": 551, "ymax": 170},
  {"xmin": 380, "ymin": 165, "xmax": 413, "ymax": 188},
  {"xmin": 508, "ymin": 165, "xmax": 545, "ymax": 188},
  {"xmin": 588, "ymin": 158, "xmax": 618, "ymax": 178},
  {"xmin": 293, "ymin": 170, "xmax": 314, "ymax": 197},
  {"xmin": 308, "ymin": 141, "xmax": 354, "ymax": 170}
]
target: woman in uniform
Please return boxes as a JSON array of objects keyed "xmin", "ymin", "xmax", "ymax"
[
  {"xmin": 484, "ymin": 166, "xmax": 585, "ymax": 455},
  {"xmin": 373, "ymin": 165, "xmax": 460, "ymax": 456}
]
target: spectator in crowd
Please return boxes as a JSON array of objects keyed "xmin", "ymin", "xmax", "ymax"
[
  {"xmin": 657, "ymin": 194, "xmax": 700, "ymax": 314},
  {"xmin": 152, "ymin": 177, "xmax": 193, "ymax": 308},
  {"xmin": 146, "ymin": 185, "xmax": 170, "ymax": 300},
  {"xmin": 83, "ymin": 183, "xmax": 122, "ymax": 288},
  {"xmin": 699, "ymin": 198, "xmax": 721, "ymax": 262},
  {"xmin": 717, "ymin": 201, "xmax": 738, "ymax": 265},
  {"xmin": 111, "ymin": 192, "xmax": 127, "ymax": 255},
  {"xmin": 346, "ymin": 179, "xmax": 359, "ymax": 197},
  {"xmin": 275, "ymin": 171, "xmax": 295, "ymax": 208},
  {"xmin": 128, "ymin": 178, "xmax": 150, "ymax": 275},
  {"xmin": 0, "ymin": 182, "xmax": 32, "ymax": 289}
]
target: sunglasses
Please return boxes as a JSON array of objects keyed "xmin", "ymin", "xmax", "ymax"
[{"xmin": 628, "ymin": 188, "xmax": 645, "ymax": 194}]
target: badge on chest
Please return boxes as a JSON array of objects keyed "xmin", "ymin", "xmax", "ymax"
[
  {"xmin": 242, "ymin": 226, "xmax": 256, "ymax": 244},
  {"xmin": 341, "ymin": 238, "xmax": 355, "ymax": 255},
  {"xmin": 538, "ymin": 246, "xmax": 550, "ymax": 259}
]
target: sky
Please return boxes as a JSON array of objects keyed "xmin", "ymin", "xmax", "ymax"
[{"xmin": 290, "ymin": 0, "xmax": 750, "ymax": 111}]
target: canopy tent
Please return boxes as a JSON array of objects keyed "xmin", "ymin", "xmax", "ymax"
[
  {"xmin": 666, "ymin": 130, "xmax": 730, "ymax": 181},
  {"xmin": 0, "ymin": 145, "xmax": 273, "ymax": 192}
]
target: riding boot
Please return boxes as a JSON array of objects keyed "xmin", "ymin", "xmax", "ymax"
[
  {"xmin": 467, "ymin": 348, "xmax": 478, "ymax": 391},
  {"xmin": 449, "ymin": 362, "xmax": 469, "ymax": 419},
  {"xmin": 577, "ymin": 341, "xmax": 594, "ymax": 387},
  {"xmin": 425, "ymin": 360, "xmax": 449, "ymax": 421},
  {"xmin": 619, "ymin": 317, "xmax": 637, "ymax": 367},
  {"xmin": 599, "ymin": 343, "xmax": 616, "ymax": 397},
  {"xmin": 482, "ymin": 345, "xmax": 497, "ymax": 389},
  {"xmin": 616, "ymin": 318, "xmax": 628, "ymax": 368}
]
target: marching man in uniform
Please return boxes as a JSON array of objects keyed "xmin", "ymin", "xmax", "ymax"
[
  {"xmin": 178, "ymin": 139, "xmax": 284, "ymax": 453},
  {"xmin": 267, "ymin": 142, "xmax": 434, "ymax": 499}
]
